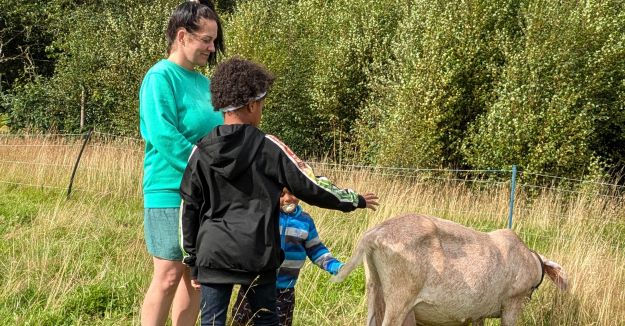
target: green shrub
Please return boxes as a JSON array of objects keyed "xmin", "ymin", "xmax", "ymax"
[
  {"xmin": 7, "ymin": 0, "xmax": 174, "ymax": 134},
  {"xmin": 4, "ymin": 0, "xmax": 624, "ymax": 178},
  {"xmin": 224, "ymin": 0, "xmax": 404, "ymax": 155},
  {"xmin": 356, "ymin": 0, "xmax": 523, "ymax": 167},
  {"xmin": 462, "ymin": 0, "xmax": 625, "ymax": 178}
]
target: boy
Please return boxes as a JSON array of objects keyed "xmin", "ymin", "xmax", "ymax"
[
  {"xmin": 179, "ymin": 57, "xmax": 378, "ymax": 326},
  {"xmin": 232, "ymin": 188, "xmax": 344, "ymax": 326}
]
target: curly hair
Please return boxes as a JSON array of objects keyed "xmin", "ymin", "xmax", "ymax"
[{"xmin": 210, "ymin": 56, "xmax": 275, "ymax": 111}]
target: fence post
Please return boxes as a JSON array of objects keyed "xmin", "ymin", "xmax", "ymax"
[
  {"xmin": 507, "ymin": 165, "xmax": 518, "ymax": 228},
  {"xmin": 67, "ymin": 128, "xmax": 93, "ymax": 199}
]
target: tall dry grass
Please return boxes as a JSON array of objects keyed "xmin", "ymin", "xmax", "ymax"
[
  {"xmin": 1, "ymin": 134, "xmax": 624, "ymax": 325},
  {"xmin": 0, "ymin": 133, "xmax": 143, "ymax": 197}
]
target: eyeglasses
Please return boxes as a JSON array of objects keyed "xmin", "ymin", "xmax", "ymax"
[{"xmin": 188, "ymin": 32, "xmax": 214, "ymax": 46}]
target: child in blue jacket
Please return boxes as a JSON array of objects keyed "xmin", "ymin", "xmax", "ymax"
[{"xmin": 232, "ymin": 188, "xmax": 343, "ymax": 326}]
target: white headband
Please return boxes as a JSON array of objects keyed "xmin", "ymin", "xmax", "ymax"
[{"xmin": 219, "ymin": 92, "xmax": 267, "ymax": 113}]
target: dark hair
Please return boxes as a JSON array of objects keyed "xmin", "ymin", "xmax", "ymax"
[
  {"xmin": 166, "ymin": 0, "xmax": 225, "ymax": 66},
  {"xmin": 210, "ymin": 56, "xmax": 275, "ymax": 110}
]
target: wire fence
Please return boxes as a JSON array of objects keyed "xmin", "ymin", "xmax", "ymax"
[
  {"xmin": 0, "ymin": 131, "xmax": 144, "ymax": 199},
  {"xmin": 1, "ymin": 131, "xmax": 624, "ymax": 231}
]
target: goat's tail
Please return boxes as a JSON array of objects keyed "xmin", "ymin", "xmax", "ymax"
[
  {"xmin": 539, "ymin": 254, "xmax": 569, "ymax": 291},
  {"xmin": 330, "ymin": 236, "xmax": 367, "ymax": 283}
]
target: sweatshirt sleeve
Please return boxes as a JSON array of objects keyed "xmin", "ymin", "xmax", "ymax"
[
  {"xmin": 140, "ymin": 72, "xmax": 194, "ymax": 173},
  {"xmin": 304, "ymin": 215, "xmax": 344, "ymax": 275},
  {"xmin": 179, "ymin": 147, "xmax": 204, "ymax": 278},
  {"xmin": 265, "ymin": 135, "xmax": 366, "ymax": 212}
]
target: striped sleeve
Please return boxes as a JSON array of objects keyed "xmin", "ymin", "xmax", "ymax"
[
  {"xmin": 304, "ymin": 216, "xmax": 343, "ymax": 275},
  {"xmin": 265, "ymin": 134, "xmax": 365, "ymax": 212}
]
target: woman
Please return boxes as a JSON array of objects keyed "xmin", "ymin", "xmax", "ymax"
[{"xmin": 138, "ymin": 1, "xmax": 224, "ymax": 325}]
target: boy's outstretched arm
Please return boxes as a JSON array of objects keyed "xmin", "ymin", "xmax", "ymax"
[
  {"xmin": 265, "ymin": 134, "xmax": 379, "ymax": 212},
  {"xmin": 179, "ymin": 148, "xmax": 205, "ymax": 288}
]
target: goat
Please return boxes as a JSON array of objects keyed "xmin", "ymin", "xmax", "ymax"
[{"xmin": 331, "ymin": 214, "xmax": 568, "ymax": 326}]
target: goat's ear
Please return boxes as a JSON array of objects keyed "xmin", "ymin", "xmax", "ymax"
[{"xmin": 543, "ymin": 259, "xmax": 569, "ymax": 291}]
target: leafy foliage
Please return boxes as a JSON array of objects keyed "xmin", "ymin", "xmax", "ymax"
[
  {"xmin": 0, "ymin": 0, "xmax": 58, "ymax": 87},
  {"xmin": 223, "ymin": 0, "xmax": 404, "ymax": 155},
  {"xmin": 5, "ymin": 0, "xmax": 173, "ymax": 134},
  {"xmin": 462, "ymin": 0, "xmax": 625, "ymax": 176},
  {"xmin": 355, "ymin": 0, "xmax": 523, "ymax": 168},
  {"xmin": 2, "ymin": 0, "xmax": 625, "ymax": 178}
]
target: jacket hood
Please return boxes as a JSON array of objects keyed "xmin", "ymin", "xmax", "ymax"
[{"xmin": 196, "ymin": 124, "xmax": 264, "ymax": 179}]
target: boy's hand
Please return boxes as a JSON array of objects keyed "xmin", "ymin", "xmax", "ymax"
[
  {"xmin": 191, "ymin": 279, "xmax": 201, "ymax": 290},
  {"xmin": 362, "ymin": 193, "xmax": 379, "ymax": 211}
]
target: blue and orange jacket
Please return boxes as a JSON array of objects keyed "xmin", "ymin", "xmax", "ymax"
[{"xmin": 277, "ymin": 205, "xmax": 343, "ymax": 289}]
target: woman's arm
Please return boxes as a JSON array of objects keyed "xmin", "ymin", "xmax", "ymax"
[{"xmin": 141, "ymin": 73, "xmax": 194, "ymax": 173}]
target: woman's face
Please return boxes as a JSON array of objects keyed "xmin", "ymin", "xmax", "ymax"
[{"xmin": 180, "ymin": 18, "xmax": 218, "ymax": 69}]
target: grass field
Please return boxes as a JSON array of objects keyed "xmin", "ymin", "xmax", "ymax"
[{"xmin": 1, "ymin": 135, "xmax": 624, "ymax": 325}]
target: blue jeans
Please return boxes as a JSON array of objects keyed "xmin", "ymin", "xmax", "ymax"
[{"xmin": 200, "ymin": 282, "xmax": 279, "ymax": 326}]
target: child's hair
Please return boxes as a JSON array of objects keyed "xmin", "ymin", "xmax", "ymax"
[
  {"xmin": 166, "ymin": 0, "xmax": 225, "ymax": 66},
  {"xmin": 210, "ymin": 56, "xmax": 275, "ymax": 111}
]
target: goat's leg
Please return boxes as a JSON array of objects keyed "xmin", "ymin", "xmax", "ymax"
[
  {"xmin": 401, "ymin": 310, "xmax": 416, "ymax": 326},
  {"xmin": 366, "ymin": 279, "xmax": 384, "ymax": 326},
  {"xmin": 365, "ymin": 255, "xmax": 385, "ymax": 326},
  {"xmin": 380, "ymin": 297, "xmax": 415, "ymax": 326},
  {"xmin": 473, "ymin": 318, "xmax": 485, "ymax": 326},
  {"xmin": 370, "ymin": 246, "xmax": 421, "ymax": 326},
  {"xmin": 501, "ymin": 298, "xmax": 523, "ymax": 326}
]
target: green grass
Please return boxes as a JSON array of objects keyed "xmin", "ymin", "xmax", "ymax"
[
  {"xmin": 0, "ymin": 184, "xmax": 52, "ymax": 233},
  {"xmin": 0, "ymin": 184, "xmax": 146, "ymax": 325},
  {"xmin": 1, "ymin": 164, "xmax": 625, "ymax": 325}
]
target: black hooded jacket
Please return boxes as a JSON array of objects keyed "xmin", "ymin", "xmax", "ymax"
[{"xmin": 179, "ymin": 124, "xmax": 367, "ymax": 285}]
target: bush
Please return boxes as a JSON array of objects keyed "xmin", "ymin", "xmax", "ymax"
[
  {"xmin": 355, "ymin": 0, "xmax": 523, "ymax": 168},
  {"xmin": 462, "ymin": 0, "xmax": 625, "ymax": 177},
  {"xmin": 351, "ymin": 0, "xmax": 624, "ymax": 179},
  {"xmin": 224, "ymin": 0, "xmax": 404, "ymax": 155},
  {"xmin": 4, "ymin": 0, "xmax": 624, "ymax": 178},
  {"xmin": 6, "ymin": 0, "xmax": 174, "ymax": 135}
]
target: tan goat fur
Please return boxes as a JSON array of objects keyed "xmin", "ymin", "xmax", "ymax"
[{"xmin": 332, "ymin": 214, "xmax": 568, "ymax": 326}]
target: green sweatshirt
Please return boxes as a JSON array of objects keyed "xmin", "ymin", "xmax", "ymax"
[{"xmin": 139, "ymin": 59, "xmax": 223, "ymax": 208}]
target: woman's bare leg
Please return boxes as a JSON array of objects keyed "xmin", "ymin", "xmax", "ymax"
[
  {"xmin": 141, "ymin": 257, "xmax": 186, "ymax": 326},
  {"xmin": 172, "ymin": 267, "xmax": 201, "ymax": 326}
]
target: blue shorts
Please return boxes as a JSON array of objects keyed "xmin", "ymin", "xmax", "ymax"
[{"xmin": 143, "ymin": 207, "xmax": 183, "ymax": 261}]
